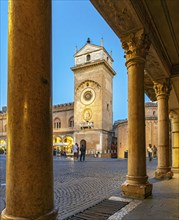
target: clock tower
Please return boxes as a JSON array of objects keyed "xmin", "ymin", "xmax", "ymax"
[{"xmin": 71, "ymin": 39, "xmax": 116, "ymax": 155}]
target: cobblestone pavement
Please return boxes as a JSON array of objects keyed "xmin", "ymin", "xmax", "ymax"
[{"xmin": 0, "ymin": 155, "xmax": 157, "ymax": 219}]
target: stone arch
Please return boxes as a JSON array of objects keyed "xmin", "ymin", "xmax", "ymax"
[
  {"xmin": 0, "ymin": 139, "xmax": 7, "ymax": 154},
  {"xmin": 80, "ymin": 139, "xmax": 86, "ymax": 148},
  {"xmin": 76, "ymin": 80, "xmax": 101, "ymax": 91},
  {"xmin": 63, "ymin": 135, "xmax": 74, "ymax": 154},
  {"xmin": 68, "ymin": 116, "xmax": 74, "ymax": 127},
  {"xmin": 54, "ymin": 117, "xmax": 61, "ymax": 129}
]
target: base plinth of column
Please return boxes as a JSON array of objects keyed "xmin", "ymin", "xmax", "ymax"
[
  {"xmin": 172, "ymin": 167, "xmax": 179, "ymax": 174},
  {"xmin": 155, "ymin": 169, "xmax": 173, "ymax": 179},
  {"xmin": 1, "ymin": 208, "xmax": 58, "ymax": 220},
  {"xmin": 121, "ymin": 181, "xmax": 152, "ymax": 199}
]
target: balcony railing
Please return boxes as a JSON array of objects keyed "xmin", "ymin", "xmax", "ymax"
[{"xmin": 80, "ymin": 121, "xmax": 94, "ymax": 129}]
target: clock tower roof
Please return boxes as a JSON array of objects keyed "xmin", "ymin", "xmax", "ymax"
[{"xmin": 73, "ymin": 39, "xmax": 113, "ymax": 67}]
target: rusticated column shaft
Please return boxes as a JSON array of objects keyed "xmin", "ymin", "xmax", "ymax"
[
  {"xmin": 1, "ymin": 0, "xmax": 58, "ymax": 219},
  {"xmin": 121, "ymin": 29, "xmax": 152, "ymax": 199},
  {"xmin": 154, "ymin": 80, "xmax": 173, "ymax": 179},
  {"xmin": 170, "ymin": 112, "xmax": 179, "ymax": 173}
]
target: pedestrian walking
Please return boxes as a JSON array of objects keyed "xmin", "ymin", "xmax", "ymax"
[
  {"xmin": 147, "ymin": 144, "xmax": 153, "ymax": 161},
  {"xmin": 152, "ymin": 145, "xmax": 157, "ymax": 158},
  {"xmin": 80, "ymin": 144, "xmax": 86, "ymax": 162},
  {"xmin": 73, "ymin": 143, "xmax": 78, "ymax": 160},
  {"xmin": 76, "ymin": 143, "xmax": 79, "ymax": 159}
]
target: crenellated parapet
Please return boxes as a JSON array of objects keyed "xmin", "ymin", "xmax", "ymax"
[{"xmin": 53, "ymin": 102, "xmax": 74, "ymax": 112}]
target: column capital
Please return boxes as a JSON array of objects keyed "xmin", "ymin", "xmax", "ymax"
[
  {"xmin": 153, "ymin": 78, "xmax": 172, "ymax": 98},
  {"xmin": 121, "ymin": 29, "xmax": 151, "ymax": 65},
  {"xmin": 169, "ymin": 110, "xmax": 179, "ymax": 121}
]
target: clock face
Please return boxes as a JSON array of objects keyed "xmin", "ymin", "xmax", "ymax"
[
  {"xmin": 83, "ymin": 91, "xmax": 92, "ymax": 101},
  {"xmin": 81, "ymin": 88, "xmax": 96, "ymax": 105}
]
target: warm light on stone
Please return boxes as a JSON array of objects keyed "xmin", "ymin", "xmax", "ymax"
[
  {"xmin": 1, "ymin": 0, "xmax": 58, "ymax": 219},
  {"xmin": 154, "ymin": 79, "xmax": 173, "ymax": 179},
  {"xmin": 121, "ymin": 29, "xmax": 152, "ymax": 199},
  {"xmin": 170, "ymin": 112, "xmax": 179, "ymax": 173}
]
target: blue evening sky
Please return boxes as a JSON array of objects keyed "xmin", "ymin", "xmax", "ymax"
[{"xmin": 0, "ymin": 0, "xmax": 150, "ymax": 121}]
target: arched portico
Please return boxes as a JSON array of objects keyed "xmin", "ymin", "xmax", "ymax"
[
  {"xmin": 53, "ymin": 135, "xmax": 74, "ymax": 156},
  {"xmin": 1, "ymin": 0, "xmax": 179, "ymax": 218},
  {"xmin": 90, "ymin": 0, "xmax": 179, "ymax": 198}
]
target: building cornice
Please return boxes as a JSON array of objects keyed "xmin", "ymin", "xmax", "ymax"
[{"xmin": 71, "ymin": 60, "xmax": 116, "ymax": 76}]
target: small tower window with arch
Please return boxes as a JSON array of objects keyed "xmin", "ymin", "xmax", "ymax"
[
  {"xmin": 54, "ymin": 118, "xmax": 61, "ymax": 129},
  {"xmin": 69, "ymin": 116, "xmax": 74, "ymax": 128},
  {"xmin": 86, "ymin": 54, "xmax": 91, "ymax": 61}
]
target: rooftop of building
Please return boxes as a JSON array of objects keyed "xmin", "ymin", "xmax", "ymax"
[
  {"xmin": 113, "ymin": 119, "xmax": 128, "ymax": 127},
  {"xmin": 145, "ymin": 102, "xmax": 157, "ymax": 107},
  {"xmin": 53, "ymin": 102, "xmax": 74, "ymax": 112}
]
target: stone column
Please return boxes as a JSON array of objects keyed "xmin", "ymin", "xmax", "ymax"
[
  {"xmin": 153, "ymin": 79, "xmax": 173, "ymax": 179},
  {"xmin": 121, "ymin": 29, "xmax": 152, "ymax": 199},
  {"xmin": 170, "ymin": 111, "xmax": 179, "ymax": 173},
  {"xmin": 1, "ymin": 1, "xmax": 58, "ymax": 219}
]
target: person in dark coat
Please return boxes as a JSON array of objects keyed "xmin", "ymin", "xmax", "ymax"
[
  {"xmin": 147, "ymin": 144, "xmax": 153, "ymax": 161},
  {"xmin": 80, "ymin": 144, "xmax": 86, "ymax": 161}
]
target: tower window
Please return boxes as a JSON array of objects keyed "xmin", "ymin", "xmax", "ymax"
[
  {"xmin": 107, "ymin": 104, "xmax": 109, "ymax": 111},
  {"xmin": 86, "ymin": 54, "xmax": 91, "ymax": 61}
]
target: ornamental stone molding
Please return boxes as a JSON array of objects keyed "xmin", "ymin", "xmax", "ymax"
[
  {"xmin": 169, "ymin": 110, "xmax": 179, "ymax": 121},
  {"xmin": 80, "ymin": 87, "xmax": 96, "ymax": 105},
  {"xmin": 121, "ymin": 29, "xmax": 151, "ymax": 63},
  {"xmin": 153, "ymin": 78, "xmax": 172, "ymax": 98},
  {"xmin": 97, "ymin": 0, "xmax": 140, "ymax": 34},
  {"xmin": 145, "ymin": 50, "xmax": 167, "ymax": 80},
  {"xmin": 83, "ymin": 108, "xmax": 92, "ymax": 121},
  {"xmin": 72, "ymin": 60, "xmax": 115, "ymax": 75},
  {"xmin": 76, "ymin": 80, "xmax": 101, "ymax": 91},
  {"xmin": 109, "ymin": 5, "xmax": 134, "ymax": 32}
]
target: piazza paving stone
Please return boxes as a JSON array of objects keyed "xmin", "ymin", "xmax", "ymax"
[{"xmin": 0, "ymin": 156, "xmax": 157, "ymax": 219}]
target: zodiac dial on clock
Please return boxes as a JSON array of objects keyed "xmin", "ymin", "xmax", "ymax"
[{"xmin": 80, "ymin": 88, "xmax": 96, "ymax": 105}]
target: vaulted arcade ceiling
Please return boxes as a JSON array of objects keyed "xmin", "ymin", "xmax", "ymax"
[{"xmin": 90, "ymin": 0, "xmax": 179, "ymax": 112}]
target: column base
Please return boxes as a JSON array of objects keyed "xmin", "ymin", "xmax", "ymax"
[
  {"xmin": 1, "ymin": 208, "xmax": 58, "ymax": 220},
  {"xmin": 155, "ymin": 169, "xmax": 173, "ymax": 179},
  {"xmin": 121, "ymin": 181, "xmax": 152, "ymax": 199},
  {"xmin": 172, "ymin": 167, "xmax": 179, "ymax": 174}
]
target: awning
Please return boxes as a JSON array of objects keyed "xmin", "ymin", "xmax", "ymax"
[{"xmin": 53, "ymin": 142, "xmax": 69, "ymax": 146}]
